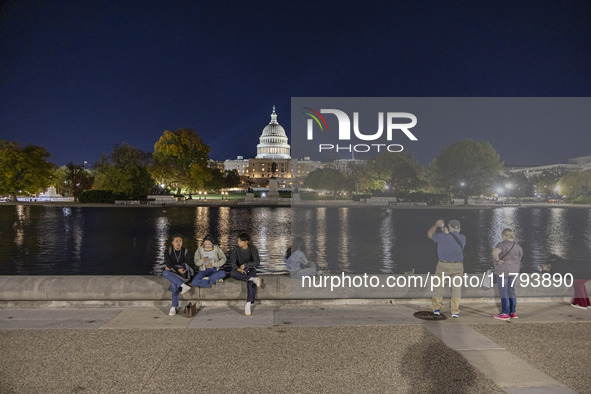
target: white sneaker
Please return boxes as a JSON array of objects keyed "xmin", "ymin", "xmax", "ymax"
[
  {"xmin": 180, "ymin": 284, "xmax": 191, "ymax": 294},
  {"xmin": 169, "ymin": 307, "xmax": 177, "ymax": 316},
  {"xmin": 245, "ymin": 302, "xmax": 251, "ymax": 316},
  {"xmin": 216, "ymin": 278, "xmax": 224, "ymax": 283},
  {"xmin": 252, "ymin": 277, "xmax": 262, "ymax": 288}
]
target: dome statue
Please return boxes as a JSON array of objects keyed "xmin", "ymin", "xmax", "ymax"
[{"xmin": 255, "ymin": 106, "xmax": 291, "ymax": 159}]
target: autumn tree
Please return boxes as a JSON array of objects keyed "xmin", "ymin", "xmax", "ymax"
[
  {"xmin": 428, "ymin": 139, "xmax": 503, "ymax": 204},
  {"xmin": 0, "ymin": 140, "xmax": 54, "ymax": 201},
  {"xmin": 152, "ymin": 129, "xmax": 212, "ymax": 194},
  {"xmin": 93, "ymin": 143, "xmax": 154, "ymax": 199}
]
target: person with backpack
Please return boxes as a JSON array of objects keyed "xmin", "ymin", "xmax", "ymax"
[
  {"xmin": 163, "ymin": 233, "xmax": 194, "ymax": 316},
  {"xmin": 491, "ymin": 228, "xmax": 524, "ymax": 320},
  {"xmin": 427, "ymin": 219, "xmax": 466, "ymax": 318}
]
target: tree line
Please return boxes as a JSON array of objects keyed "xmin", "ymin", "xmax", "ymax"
[
  {"xmin": 303, "ymin": 139, "xmax": 591, "ymax": 204},
  {"xmin": 0, "ymin": 129, "xmax": 239, "ymax": 201},
  {"xmin": 1, "ymin": 135, "xmax": 590, "ymax": 203}
]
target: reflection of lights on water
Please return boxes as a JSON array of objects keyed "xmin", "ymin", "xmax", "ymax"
[
  {"xmin": 195, "ymin": 207, "xmax": 210, "ymax": 236},
  {"xmin": 547, "ymin": 208, "xmax": 567, "ymax": 258},
  {"xmin": 315, "ymin": 208, "xmax": 327, "ymax": 267},
  {"xmin": 338, "ymin": 208, "xmax": 350, "ymax": 271},
  {"xmin": 62, "ymin": 207, "xmax": 72, "ymax": 217},
  {"xmin": 153, "ymin": 216, "xmax": 170, "ymax": 274},
  {"xmin": 218, "ymin": 207, "xmax": 230, "ymax": 249},
  {"xmin": 380, "ymin": 209, "xmax": 394, "ymax": 273},
  {"xmin": 14, "ymin": 205, "xmax": 29, "ymax": 247}
]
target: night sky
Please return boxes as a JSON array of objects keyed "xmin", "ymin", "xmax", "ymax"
[{"xmin": 1, "ymin": 1, "xmax": 590, "ymax": 167}]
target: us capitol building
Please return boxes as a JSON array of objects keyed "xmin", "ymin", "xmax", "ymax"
[{"xmin": 223, "ymin": 106, "xmax": 322, "ymax": 188}]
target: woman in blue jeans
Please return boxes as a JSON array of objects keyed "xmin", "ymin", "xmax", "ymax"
[
  {"xmin": 492, "ymin": 228, "xmax": 524, "ymax": 320},
  {"xmin": 162, "ymin": 234, "xmax": 194, "ymax": 316},
  {"xmin": 191, "ymin": 235, "xmax": 227, "ymax": 287}
]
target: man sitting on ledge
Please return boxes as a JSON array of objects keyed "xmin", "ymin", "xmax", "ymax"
[{"xmin": 229, "ymin": 233, "xmax": 262, "ymax": 316}]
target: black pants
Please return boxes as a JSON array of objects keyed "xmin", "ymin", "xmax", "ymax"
[{"xmin": 230, "ymin": 268, "xmax": 257, "ymax": 303}]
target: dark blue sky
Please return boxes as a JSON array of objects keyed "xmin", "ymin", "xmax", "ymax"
[{"xmin": 1, "ymin": 1, "xmax": 590, "ymax": 166}]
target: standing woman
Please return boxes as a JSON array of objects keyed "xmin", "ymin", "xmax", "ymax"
[
  {"xmin": 492, "ymin": 228, "xmax": 524, "ymax": 320},
  {"xmin": 192, "ymin": 235, "xmax": 227, "ymax": 287}
]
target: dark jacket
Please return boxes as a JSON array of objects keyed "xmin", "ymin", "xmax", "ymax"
[
  {"xmin": 164, "ymin": 247, "xmax": 195, "ymax": 281},
  {"xmin": 228, "ymin": 244, "xmax": 260, "ymax": 270}
]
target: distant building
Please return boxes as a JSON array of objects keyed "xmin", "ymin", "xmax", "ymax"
[
  {"xmin": 504, "ymin": 155, "xmax": 591, "ymax": 178},
  {"xmin": 224, "ymin": 106, "xmax": 322, "ymax": 188}
]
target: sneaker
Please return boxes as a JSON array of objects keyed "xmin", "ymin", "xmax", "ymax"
[
  {"xmin": 451, "ymin": 313, "xmax": 459, "ymax": 318},
  {"xmin": 570, "ymin": 303, "xmax": 587, "ymax": 310},
  {"xmin": 493, "ymin": 313, "xmax": 510, "ymax": 320},
  {"xmin": 169, "ymin": 307, "xmax": 177, "ymax": 316},
  {"xmin": 245, "ymin": 302, "xmax": 251, "ymax": 316},
  {"xmin": 180, "ymin": 284, "xmax": 191, "ymax": 294},
  {"xmin": 509, "ymin": 312, "xmax": 518, "ymax": 318},
  {"xmin": 433, "ymin": 310, "xmax": 440, "ymax": 316},
  {"xmin": 252, "ymin": 277, "xmax": 262, "ymax": 288},
  {"xmin": 217, "ymin": 278, "xmax": 224, "ymax": 283}
]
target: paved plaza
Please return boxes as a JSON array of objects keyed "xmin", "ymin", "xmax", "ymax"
[{"xmin": 0, "ymin": 302, "xmax": 589, "ymax": 393}]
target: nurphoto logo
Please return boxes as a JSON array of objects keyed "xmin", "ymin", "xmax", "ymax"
[{"xmin": 303, "ymin": 107, "xmax": 418, "ymax": 154}]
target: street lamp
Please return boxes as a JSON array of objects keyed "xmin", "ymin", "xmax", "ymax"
[{"xmin": 204, "ymin": 191, "xmax": 207, "ymax": 200}]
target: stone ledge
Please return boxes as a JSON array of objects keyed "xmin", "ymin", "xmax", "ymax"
[{"xmin": 0, "ymin": 275, "xmax": 584, "ymax": 302}]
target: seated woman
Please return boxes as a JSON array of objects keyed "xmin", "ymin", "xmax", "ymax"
[
  {"xmin": 191, "ymin": 235, "xmax": 227, "ymax": 288},
  {"xmin": 162, "ymin": 234, "xmax": 194, "ymax": 316},
  {"xmin": 284, "ymin": 237, "xmax": 318, "ymax": 279}
]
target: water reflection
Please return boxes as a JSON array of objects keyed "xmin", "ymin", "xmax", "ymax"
[
  {"xmin": 338, "ymin": 208, "xmax": 350, "ymax": 272},
  {"xmin": 153, "ymin": 216, "xmax": 169, "ymax": 274},
  {"xmin": 546, "ymin": 208, "xmax": 568, "ymax": 258},
  {"xmin": 315, "ymin": 208, "xmax": 327, "ymax": 269},
  {"xmin": 1, "ymin": 206, "xmax": 590, "ymax": 275},
  {"xmin": 380, "ymin": 209, "xmax": 394, "ymax": 273}
]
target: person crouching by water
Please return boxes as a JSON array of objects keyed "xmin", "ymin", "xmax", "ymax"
[
  {"xmin": 284, "ymin": 237, "xmax": 318, "ymax": 278},
  {"xmin": 229, "ymin": 233, "xmax": 262, "ymax": 316},
  {"xmin": 191, "ymin": 235, "xmax": 227, "ymax": 287},
  {"xmin": 491, "ymin": 228, "xmax": 524, "ymax": 320},
  {"xmin": 163, "ymin": 234, "xmax": 194, "ymax": 316},
  {"xmin": 428, "ymin": 219, "xmax": 466, "ymax": 318}
]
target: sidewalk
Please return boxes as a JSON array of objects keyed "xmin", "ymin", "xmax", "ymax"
[{"xmin": 0, "ymin": 302, "xmax": 589, "ymax": 393}]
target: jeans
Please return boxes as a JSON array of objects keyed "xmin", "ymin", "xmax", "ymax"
[
  {"xmin": 496, "ymin": 274, "xmax": 517, "ymax": 314},
  {"xmin": 230, "ymin": 268, "xmax": 258, "ymax": 303},
  {"xmin": 191, "ymin": 267, "xmax": 226, "ymax": 288},
  {"xmin": 163, "ymin": 270, "xmax": 185, "ymax": 307}
]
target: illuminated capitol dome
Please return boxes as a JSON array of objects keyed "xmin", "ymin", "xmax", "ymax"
[{"xmin": 255, "ymin": 106, "xmax": 291, "ymax": 159}]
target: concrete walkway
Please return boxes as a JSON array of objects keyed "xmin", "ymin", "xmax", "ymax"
[{"xmin": 1, "ymin": 302, "xmax": 589, "ymax": 393}]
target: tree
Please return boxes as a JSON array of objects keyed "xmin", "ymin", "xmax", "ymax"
[
  {"xmin": 557, "ymin": 170, "xmax": 591, "ymax": 203},
  {"xmin": 93, "ymin": 143, "xmax": 154, "ymax": 199},
  {"xmin": 0, "ymin": 141, "xmax": 54, "ymax": 201},
  {"xmin": 365, "ymin": 152, "xmax": 424, "ymax": 194},
  {"xmin": 224, "ymin": 169, "xmax": 241, "ymax": 189},
  {"xmin": 428, "ymin": 139, "xmax": 503, "ymax": 204},
  {"xmin": 498, "ymin": 172, "xmax": 535, "ymax": 198},
  {"xmin": 303, "ymin": 168, "xmax": 348, "ymax": 195},
  {"xmin": 530, "ymin": 167, "xmax": 570, "ymax": 197},
  {"xmin": 152, "ymin": 129, "xmax": 212, "ymax": 194},
  {"xmin": 63, "ymin": 162, "xmax": 93, "ymax": 199}
]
